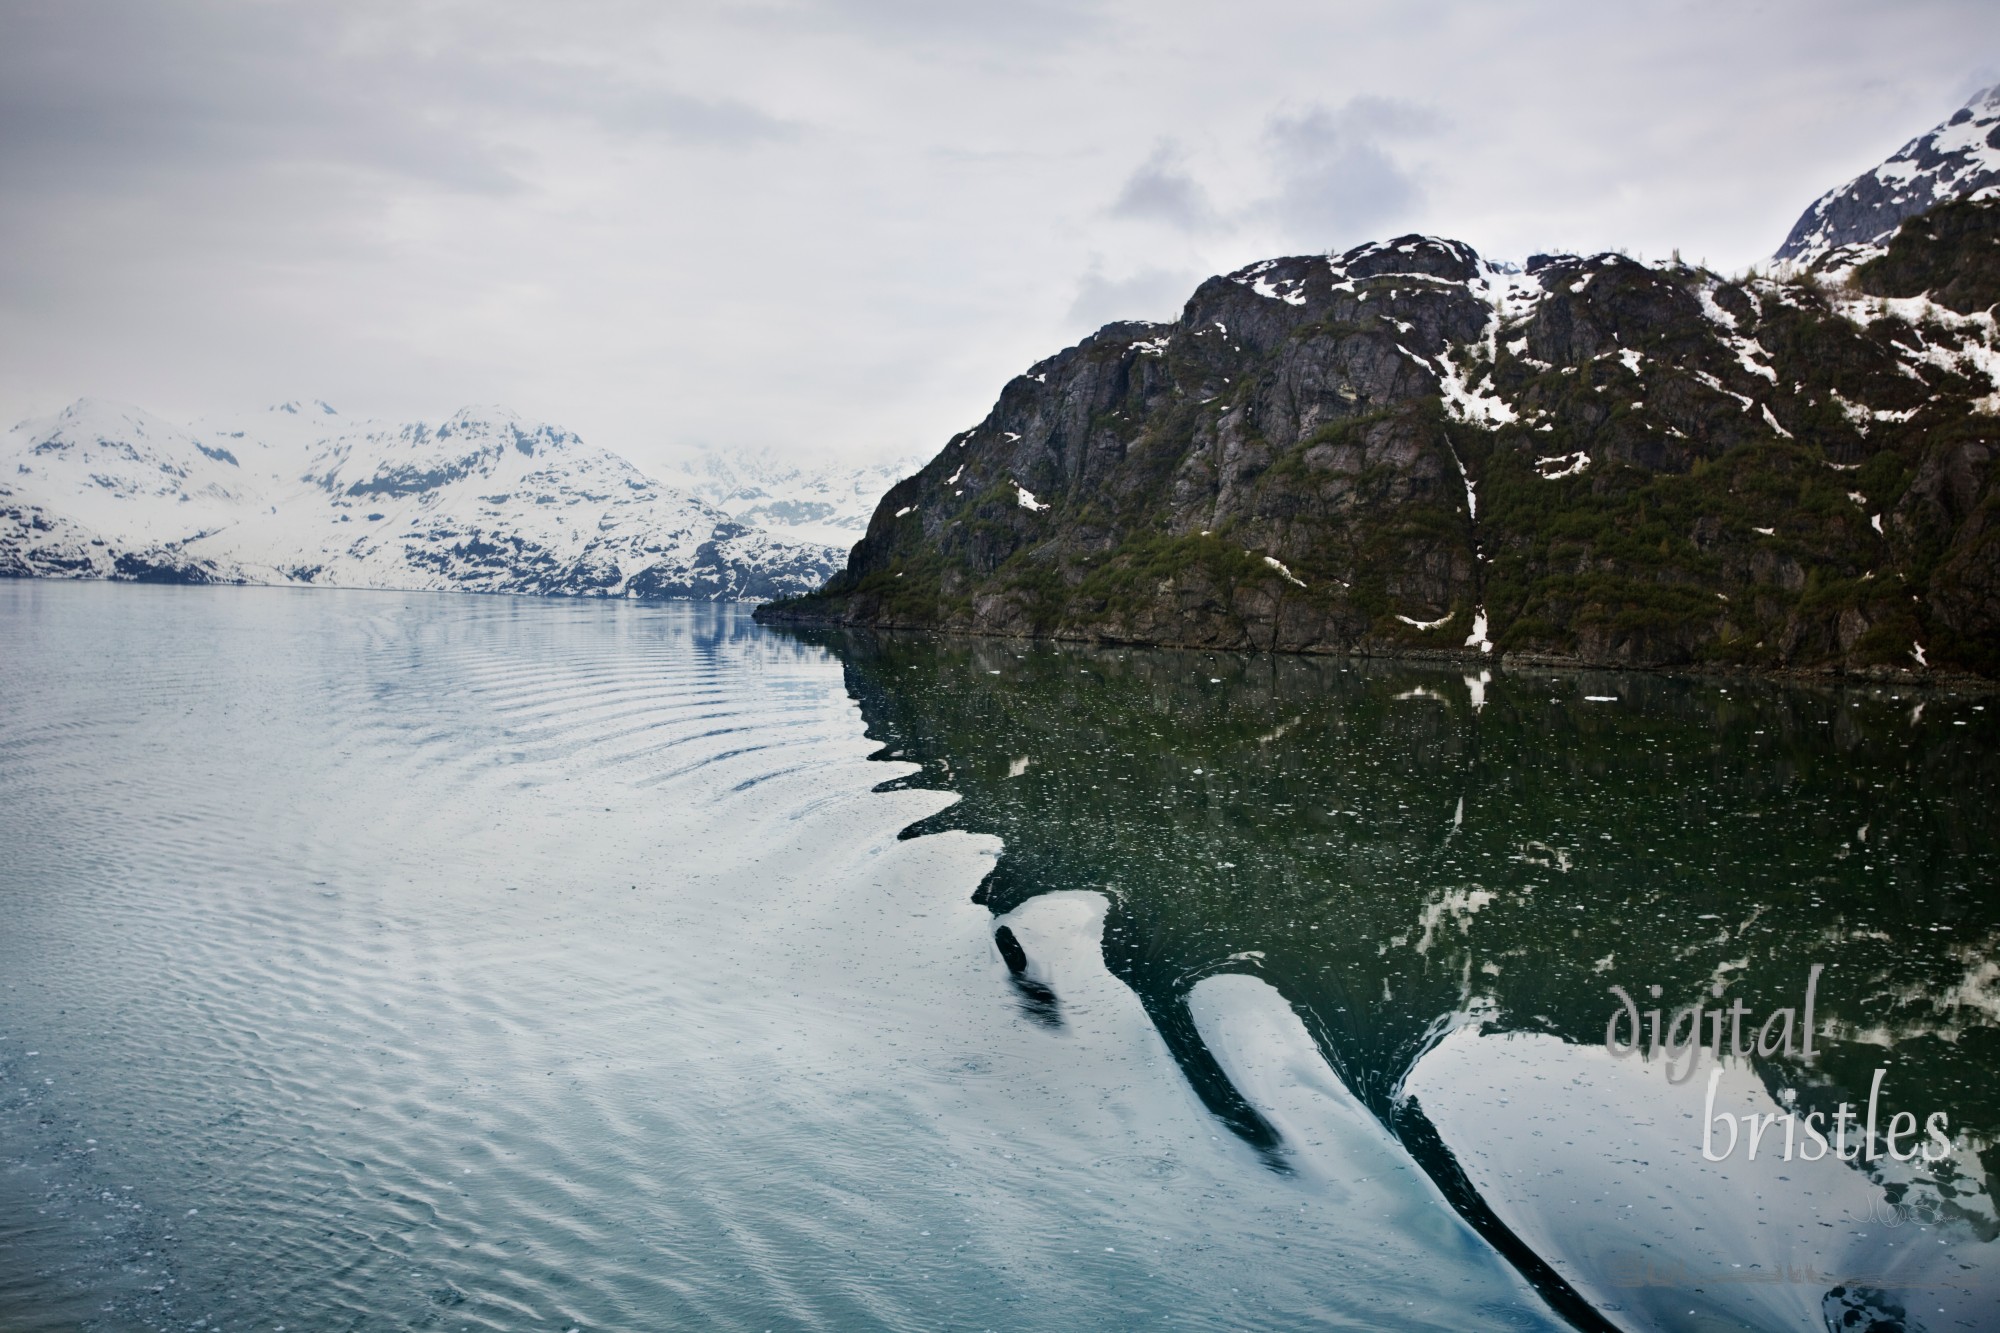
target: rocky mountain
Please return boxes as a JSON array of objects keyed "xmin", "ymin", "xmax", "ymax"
[
  {"xmin": 1777, "ymin": 85, "xmax": 2000, "ymax": 263},
  {"xmin": 659, "ymin": 448, "xmax": 925, "ymax": 548},
  {"xmin": 760, "ymin": 204, "xmax": 2000, "ymax": 678},
  {"xmin": 0, "ymin": 400, "xmax": 842, "ymax": 600}
]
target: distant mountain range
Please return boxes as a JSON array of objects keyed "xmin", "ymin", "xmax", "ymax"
[
  {"xmin": 763, "ymin": 88, "xmax": 2000, "ymax": 679},
  {"xmin": 0, "ymin": 400, "xmax": 849, "ymax": 600}
]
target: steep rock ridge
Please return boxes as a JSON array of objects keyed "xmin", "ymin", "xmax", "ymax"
[
  {"xmin": 0, "ymin": 400, "xmax": 841, "ymax": 600},
  {"xmin": 1777, "ymin": 85, "xmax": 2000, "ymax": 263},
  {"xmin": 761, "ymin": 214, "xmax": 2000, "ymax": 677}
]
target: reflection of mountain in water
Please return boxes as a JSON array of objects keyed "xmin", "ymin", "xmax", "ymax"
[{"xmin": 792, "ymin": 625, "xmax": 2000, "ymax": 1329}]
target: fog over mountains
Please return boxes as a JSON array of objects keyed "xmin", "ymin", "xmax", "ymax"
[{"xmin": 659, "ymin": 449, "xmax": 924, "ymax": 550}]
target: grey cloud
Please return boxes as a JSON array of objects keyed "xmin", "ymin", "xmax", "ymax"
[
  {"xmin": 783, "ymin": 0, "xmax": 1109, "ymax": 51},
  {"xmin": 441, "ymin": 55, "xmax": 799, "ymax": 148},
  {"xmin": 562, "ymin": 86, "xmax": 797, "ymax": 145},
  {"xmin": 1101, "ymin": 99, "xmax": 1438, "ymax": 248},
  {"xmin": 1262, "ymin": 96, "xmax": 1441, "ymax": 246},
  {"xmin": 1065, "ymin": 263, "xmax": 1198, "ymax": 331},
  {"xmin": 0, "ymin": 0, "xmax": 792, "ymax": 203},
  {"xmin": 0, "ymin": 3, "xmax": 513, "ymax": 196},
  {"xmin": 1109, "ymin": 141, "xmax": 1219, "ymax": 231}
]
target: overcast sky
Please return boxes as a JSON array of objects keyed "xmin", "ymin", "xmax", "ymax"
[{"xmin": 2, "ymin": 0, "xmax": 1997, "ymax": 474}]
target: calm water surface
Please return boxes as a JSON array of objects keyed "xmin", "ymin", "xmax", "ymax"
[{"xmin": 1, "ymin": 582, "xmax": 1995, "ymax": 1332}]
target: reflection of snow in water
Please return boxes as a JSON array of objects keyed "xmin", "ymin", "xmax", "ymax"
[
  {"xmin": 1515, "ymin": 840, "xmax": 1573, "ymax": 872},
  {"xmin": 1947, "ymin": 958, "xmax": 2000, "ymax": 1022},
  {"xmin": 1412, "ymin": 885, "xmax": 1495, "ymax": 957},
  {"xmin": 1185, "ymin": 974, "xmax": 1553, "ymax": 1308},
  {"xmin": 1404, "ymin": 1026, "xmax": 1997, "ymax": 1331},
  {"xmin": 1827, "ymin": 928, "xmax": 2000, "ymax": 1049},
  {"xmin": 1463, "ymin": 670, "xmax": 1491, "ymax": 711},
  {"xmin": 989, "ymin": 903, "xmax": 1564, "ymax": 1324},
  {"xmin": 1256, "ymin": 716, "xmax": 1302, "ymax": 744}
]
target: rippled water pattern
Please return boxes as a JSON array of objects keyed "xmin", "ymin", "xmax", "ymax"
[{"xmin": 0, "ymin": 584, "xmax": 1560, "ymax": 1332}]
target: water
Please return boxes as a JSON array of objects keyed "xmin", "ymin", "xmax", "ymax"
[{"xmin": 0, "ymin": 582, "xmax": 1994, "ymax": 1331}]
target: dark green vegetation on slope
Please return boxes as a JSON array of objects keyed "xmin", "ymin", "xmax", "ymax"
[{"xmin": 762, "ymin": 202, "xmax": 2000, "ymax": 678}]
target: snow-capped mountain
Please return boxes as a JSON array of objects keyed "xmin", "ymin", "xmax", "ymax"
[
  {"xmin": 0, "ymin": 399, "xmax": 843, "ymax": 600},
  {"xmin": 1776, "ymin": 84, "xmax": 2000, "ymax": 263},
  {"xmin": 766, "ymin": 211, "xmax": 2000, "ymax": 676},
  {"xmin": 658, "ymin": 449, "xmax": 924, "ymax": 548}
]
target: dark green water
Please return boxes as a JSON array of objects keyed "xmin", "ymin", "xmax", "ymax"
[{"xmin": 795, "ymin": 627, "xmax": 2000, "ymax": 1330}]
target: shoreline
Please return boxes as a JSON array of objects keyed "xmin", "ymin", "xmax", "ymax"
[{"xmin": 754, "ymin": 603, "xmax": 1998, "ymax": 691}]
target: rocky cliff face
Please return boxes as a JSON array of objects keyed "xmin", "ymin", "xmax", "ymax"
[
  {"xmin": 761, "ymin": 207, "xmax": 2000, "ymax": 678},
  {"xmin": 1777, "ymin": 85, "xmax": 2000, "ymax": 264},
  {"xmin": 1, "ymin": 400, "xmax": 842, "ymax": 600}
]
